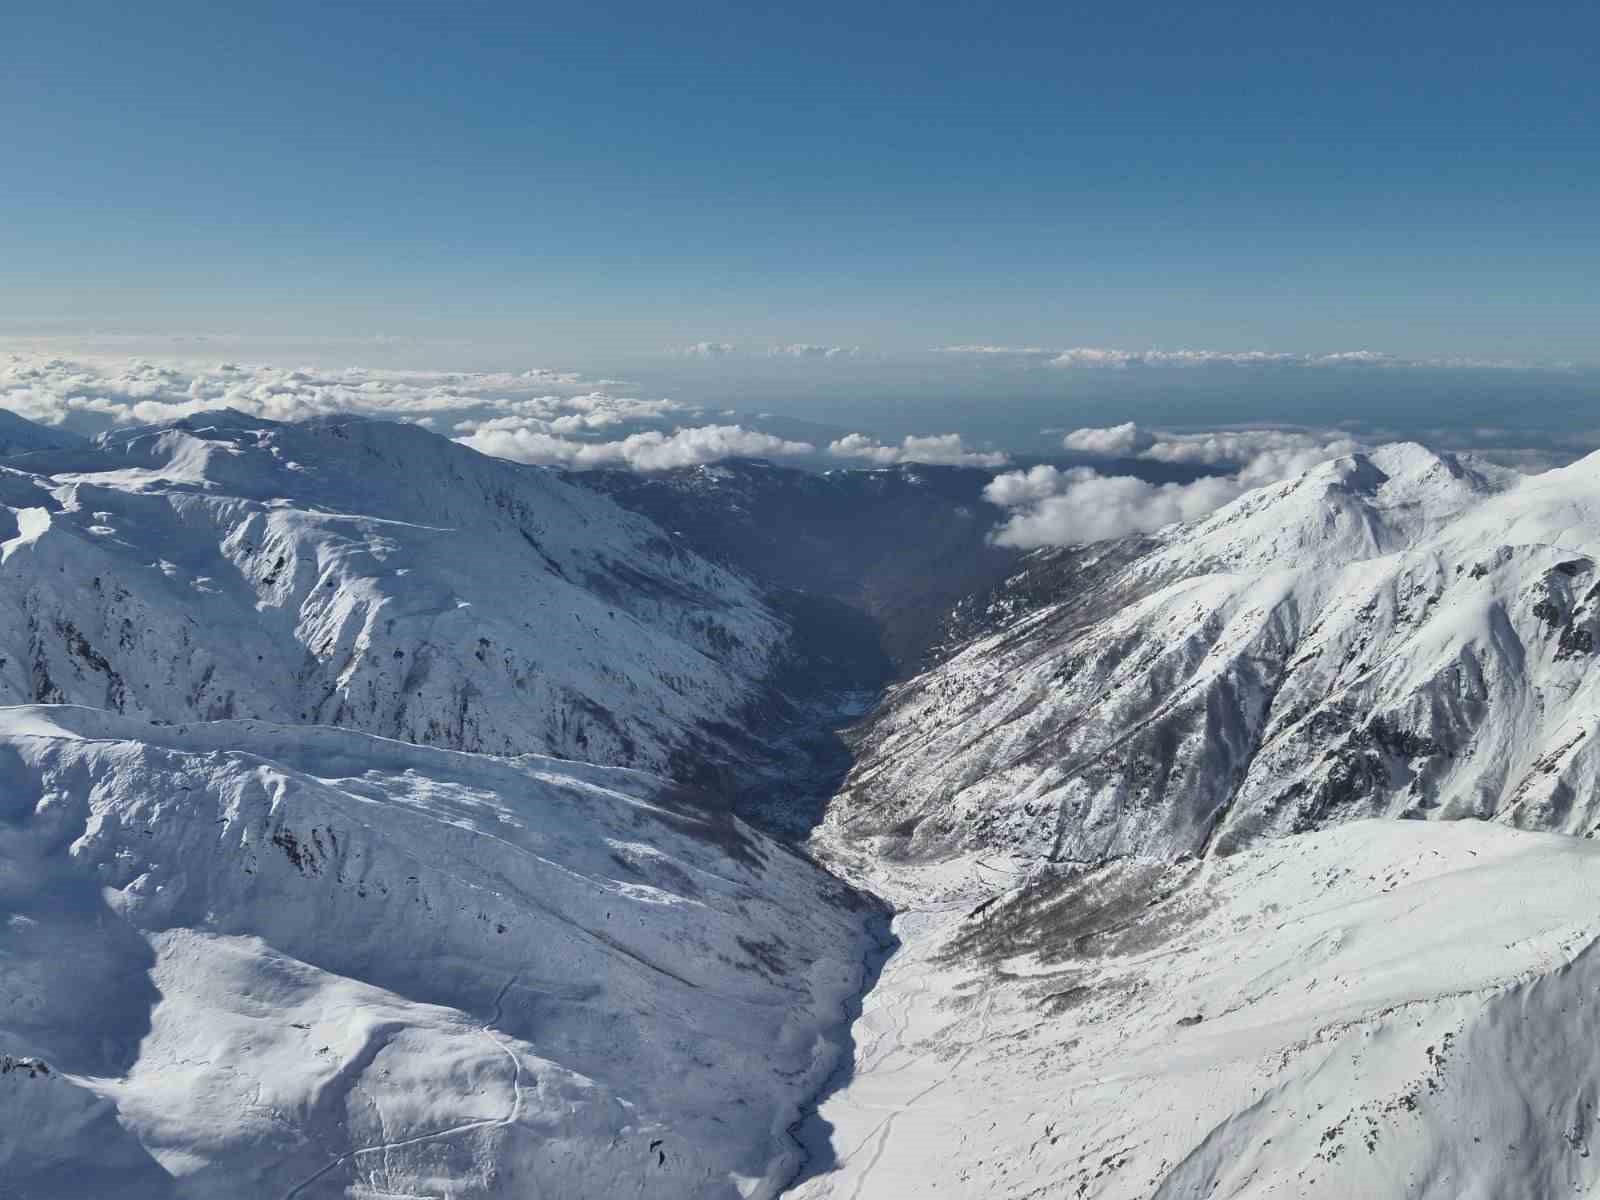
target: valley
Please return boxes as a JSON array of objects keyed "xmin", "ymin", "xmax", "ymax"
[{"xmin": 3, "ymin": 410, "xmax": 1600, "ymax": 1197}]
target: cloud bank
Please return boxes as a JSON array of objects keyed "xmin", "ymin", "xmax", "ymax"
[
  {"xmin": 2, "ymin": 353, "xmax": 1025, "ymax": 476},
  {"xmin": 457, "ymin": 423, "xmax": 815, "ymax": 471},
  {"xmin": 1, "ymin": 353, "xmax": 830, "ymax": 473},
  {"xmin": 935, "ymin": 345, "xmax": 1533, "ymax": 370},
  {"xmin": 1, "ymin": 354, "xmax": 654, "ymax": 429},
  {"xmin": 1060, "ymin": 421, "xmax": 1142, "ymax": 456},
  {"xmin": 828, "ymin": 432, "xmax": 1009, "ymax": 467},
  {"xmin": 987, "ymin": 425, "xmax": 1364, "ymax": 548},
  {"xmin": 769, "ymin": 344, "xmax": 860, "ymax": 359}
]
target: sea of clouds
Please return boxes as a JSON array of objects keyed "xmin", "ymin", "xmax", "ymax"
[
  {"xmin": 0, "ymin": 353, "xmax": 1003, "ymax": 473},
  {"xmin": 6, "ymin": 352, "xmax": 1580, "ymax": 548}
]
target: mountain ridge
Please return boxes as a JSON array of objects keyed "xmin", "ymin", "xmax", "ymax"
[{"xmin": 823, "ymin": 443, "xmax": 1600, "ymax": 879}]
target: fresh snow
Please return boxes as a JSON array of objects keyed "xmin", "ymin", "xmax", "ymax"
[
  {"xmin": 0, "ymin": 411, "xmax": 787, "ymax": 775},
  {"xmin": 796, "ymin": 443, "xmax": 1600, "ymax": 1198},
  {"xmin": 797, "ymin": 819, "xmax": 1600, "ymax": 1198},
  {"xmin": 830, "ymin": 445, "xmax": 1600, "ymax": 864},
  {"xmin": 0, "ymin": 706, "xmax": 877, "ymax": 1197},
  {"xmin": 6, "ymin": 413, "xmax": 1600, "ymax": 1199}
]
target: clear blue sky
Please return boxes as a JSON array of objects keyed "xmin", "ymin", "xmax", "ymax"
[{"xmin": 6, "ymin": 1, "xmax": 1599, "ymax": 365}]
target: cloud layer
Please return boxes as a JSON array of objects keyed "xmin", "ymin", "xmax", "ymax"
[
  {"xmin": 1, "ymin": 354, "xmax": 652, "ymax": 429},
  {"xmin": 2, "ymin": 353, "xmax": 1014, "ymax": 475},
  {"xmin": 457, "ymin": 423, "xmax": 815, "ymax": 470},
  {"xmin": 1060, "ymin": 421, "xmax": 1142, "ymax": 455},
  {"xmin": 1, "ymin": 353, "xmax": 819, "ymax": 472},
  {"xmin": 768, "ymin": 344, "xmax": 860, "ymax": 359},
  {"xmin": 828, "ymin": 432, "xmax": 1009, "ymax": 467},
  {"xmin": 986, "ymin": 425, "xmax": 1363, "ymax": 548},
  {"xmin": 936, "ymin": 345, "xmax": 1531, "ymax": 370}
]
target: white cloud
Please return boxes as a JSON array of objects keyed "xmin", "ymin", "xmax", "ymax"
[
  {"xmin": 1043, "ymin": 348, "xmax": 1400, "ymax": 369},
  {"xmin": 0, "ymin": 353, "xmax": 835, "ymax": 475},
  {"xmin": 1048, "ymin": 347, "xmax": 1148, "ymax": 369},
  {"xmin": 935, "ymin": 344, "xmax": 1419, "ymax": 369},
  {"xmin": 988, "ymin": 473, "xmax": 1248, "ymax": 548},
  {"xmin": 986, "ymin": 427, "xmax": 1365, "ymax": 548},
  {"xmin": 827, "ymin": 432, "xmax": 901, "ymax": 464},
  {"xmin": 675, "ymin": 342, "xmax": 736, "ymax": 358},
  {"xmin": 1139, "ymin": 429, "xmax": 1362, "ymax": 473},
  {"xmin": 828, "ymin": 432, "xmax": 1009, "ymax": 467},
  {"xmin": 982, "ymin": 464, "xmax": 1096, "ymax": 506},
  {"xmin": 0, "ymin": 354, "xmax": 665, "ymax": 430},
  {"xmin": 457, "ymin": 423, "xmax": 814, "ymax": 471},
  {"xmin": 933, "ymin": 345, "xmax": 1058, "ymax": 357},
  {"xmin": 769, "ymin": 344, "xmax": 859, "ymax": 359},
  {"xmin": 1056, "ymin": 423, "xmax": 1361, "ymax": 474},
  {"xmin": 1061, "ymin": 421, "xmax": 1144, "ymax": 456}
]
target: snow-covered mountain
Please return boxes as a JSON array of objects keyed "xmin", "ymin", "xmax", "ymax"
[
  {"xmin": 9, "ymin": 407, "xmax": 1600, "ymax": 1200},
  {"xmin": 0, "ymin": 706, "xmax": 878, "ymax": 1198},
  {"xmin": 791, "ymin": 441, "xmax": 1600, "ymax": 1199},
  {"xmin": 0, "ymin": 411, "xmax": 786, "ymax": 777},
  {"xmin": 826, "ymin": 443, "xmax": 1600, "ymax": 867}
]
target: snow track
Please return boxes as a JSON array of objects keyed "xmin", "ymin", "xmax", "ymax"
[{"xmin": 280, "ymin": 976, "xmax": 525, "ymax": 1200}]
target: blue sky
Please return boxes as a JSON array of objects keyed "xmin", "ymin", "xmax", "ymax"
[{"xmin": 7, "ymin": 0, "xmax": 1599, "ymax": 368}]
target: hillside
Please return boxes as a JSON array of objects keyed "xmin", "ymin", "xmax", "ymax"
[
  {"xmin": 825, "ymin": 444, "xmax": 1600, "ymax": 869},
  {"xmin": 0, "ymin": 706, "xmax": 879, "ymax": 1198},
  {"xmin": 0, "ymin": 411, "xmax": 787, "ymax": 778}
]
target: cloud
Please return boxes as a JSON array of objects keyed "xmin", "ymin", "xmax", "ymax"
[
  {"xmin": 769, "ymin": 344, "xmax": 859, "ymax": 359},
  {"xmin": 456, "ymin": 423, "xmax": 814, "ymax": 471},
  {"xmin": 1046, "ymin": 348, "xmax": 1409, "ymax": 369},
  {"xmin": 987, "ymin": 472, "xmax": 1249, "ymax": 548},
  {"xmin": 932, "ymin": 344, "xmax": 1466, "ymax": 369},
  {"xmin": 985, "ymin": 427, "xmax": 1364, "ymax": 548},
  {"xmin": 0, "ymin": 354, "xmax": 666, "ymax": 430},
  {"xmin": 982, "ymin": 464, "xmax": 1095, "ymax": 506},
  {"xmin": 675, "ymin": 342, "xmax": 736, "ymax": 358},
  {"xmin": 1057, "ymin": 422, "xmax": 1362, "ymax": 476},
  {"xmin": 828, "ymin": 432, "xmax": 1009, "ymax": 467},
  {"xmin": 1061, "ymin": 421, "xmax": 1144, "ymax": 456},
  {"xmin": 934, "ymin": 345, "xmax": 1058, "ymax": 357},
  {"xmin": 0, "ymin": 353, "xmax": 833, "ymax": 474},
  {"xmin": 1139, "ymin": 428, "xmax": 1350, "ymax": 467}
]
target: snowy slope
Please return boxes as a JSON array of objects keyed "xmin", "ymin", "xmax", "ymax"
[
  {"xmin": 0, "ymin": 411, "xmax": 786, "ymax": 776},
  {"xmin": 796, "ymin": 819, "xmax": 1600, "ymax": 1199},
  {"xmin": 828, "ymin": 444, "xmax": 1600, "ymax": 865},
  {"xmin": 0, "ymin": 706, "xmax": 878, "ymax": 1198}
]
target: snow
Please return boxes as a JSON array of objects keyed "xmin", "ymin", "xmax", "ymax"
[
  {"xmin": 796, "ymin": 819, "xmax": 1600, "ymax": 1198},
  {"xmin": 0, "ymin": 706, "xmax": 877, "ymax": 1198},
  {"xmin": 0, "ymin": 411, "xmax": 787, "ymax": 775},
  {"xmin": 7, "ymin": 414, "xmax": 1600, "ymax": 1198},
  {"xmin": 798, "ymin": 443, "xmax": 1600, "ymax": 1197},
  {"xmin": 831, "ymin": 445, "xmax": 1600, "ymax": 864}
]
